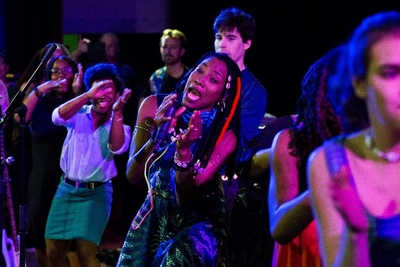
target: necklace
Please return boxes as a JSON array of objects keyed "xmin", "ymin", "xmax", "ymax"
[{"xmin": 364, "ymin": 133, "xmax": 400, "ymax": 163}]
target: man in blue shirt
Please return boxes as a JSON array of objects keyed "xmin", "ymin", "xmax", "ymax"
[{"xmin": 214, "ymin": 7, "xmax": 268, "ymax": 152}]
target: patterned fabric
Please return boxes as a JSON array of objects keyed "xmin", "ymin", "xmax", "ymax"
[
  {"xmin": 146, "ymin": 66, "xmax": 189, "ymax": 96},
  {"xmin": 118, "ymin": 108, "xmax": 227, "ymax": 267},
  {"xmin": 149, "ymin": 67, "xmax": 167, "ymax": 95}
]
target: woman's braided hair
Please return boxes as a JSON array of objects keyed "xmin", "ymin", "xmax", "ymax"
[{"xmin": 175, "ymin": 52, "xmax": 242, "ymax": 177}]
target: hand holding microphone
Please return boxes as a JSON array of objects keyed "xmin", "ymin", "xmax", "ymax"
[{"xmin": 153, "ymin": 98, "xmax": 182, "ymax": 153}]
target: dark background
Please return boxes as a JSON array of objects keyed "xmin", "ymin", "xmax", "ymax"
[{"xmin": 4, "ymin": 0, "xmax": 400, "ymax": 117}]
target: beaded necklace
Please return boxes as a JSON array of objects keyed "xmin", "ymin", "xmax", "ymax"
[{"xmin": 364, "ymin": 133, "xmax": 400, "ymax": 163}]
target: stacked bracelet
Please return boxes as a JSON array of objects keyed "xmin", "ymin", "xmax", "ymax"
[
  {"xmin": 34, "ymin": 87, "xmax": 43, "ymax": 98},
  {"xmin": 173, "ymin": 151, "xmax": 193, "ymax": 172}
]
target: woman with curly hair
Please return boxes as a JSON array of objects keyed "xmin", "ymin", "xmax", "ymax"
[{"xmin": 268, "ymin": 45, "xmax": 344, "ymax": 267}]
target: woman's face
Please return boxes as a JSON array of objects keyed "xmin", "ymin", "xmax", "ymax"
[
  {"xmin": 49, "ymin": 59, "xmax": 75, "ymax": 94},
  {"xmin": 182, "ymin": 56, "xmax": 228, "ymax": 112},
  {"xmin": 358, "ymin": 34, "xmax": 400, "ymax": 130}
]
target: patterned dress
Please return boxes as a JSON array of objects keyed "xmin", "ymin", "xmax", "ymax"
[{"xmin": 117, "ymin": 110, "xmax": 227, "ymax": 267}]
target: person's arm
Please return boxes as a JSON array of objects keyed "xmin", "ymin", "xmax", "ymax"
[
  {"xmin": 109, "ymin": 88, "xmax": 131, "ymax": 152},
  {"xmin": 72, "ymin": 63, "xmax": 84, "ymax": 96},
  {"xmin": 307, "ymin": 147, "xmax": 370, "ymax": 267},
  {"xmin": 248, "ymin": 148, "xmax": 271, "ymax": 177},
  {"xmin": 268, "ymin": 129, "xmax": 314, "ymax": 244},
  {"xmin": 126, "ymin": 94, "xmax": 182, "ymax": 184},
  {"xmin": 174, "ymin": 110, "xmax": 237, "ymax": 206},
  {"xmin": 71, "ymin": 36, "xmax": 89, "ymax": 63},
  {"xmin": 57, "ymin": 79, "xmax": 112, "ymax": 121},
  {"xmin": 14, "ymin": 79, "xmax": 68, "ymax": 123}
]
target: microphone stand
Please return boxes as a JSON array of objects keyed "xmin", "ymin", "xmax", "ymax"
[
  {"xmin": 0, "ymin": 43, "xmax": 57, "ymax": 267},
  {"xmin": 0, "ymin": 111, "xmax": 5, "ymax": 267}
]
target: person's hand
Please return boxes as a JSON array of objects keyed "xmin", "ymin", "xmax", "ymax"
[
  {"xmin": 113, "ymin": 88, "xmax": 132, "ymax": 112},
  {"xmin": 86, "ymin": 79, "xmax": 113, "ymax": 99},
  {"xmin": 72, "ymin": 63, "xmax": 84, "ymax": 96},
  {"xmin": 330, "ymin": 165, "xmax": 369, "ymax": 233},
  {"xmin": 176, "ymin": 110, "xmax": 202, "ymax": 150},
  {"xmin": 76, "ymin": 35, "xmax": 90, "ymax": 54},
  {"xmin": 153, "ymin": 94, "xmax": 185, "ymax": 129},
  {"xmin": 36, "ymin": 79, "xmax": 67, "ymax": 95}
]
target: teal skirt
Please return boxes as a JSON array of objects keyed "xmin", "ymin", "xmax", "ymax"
[{"xmin": 45, "ymin": 180, "xmax": 113, "ymax": 245}]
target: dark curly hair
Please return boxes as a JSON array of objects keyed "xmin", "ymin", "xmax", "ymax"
[
  {"xmin": 83, "ymin": 63, "xmax": 124, "ymax": 94},
  {"xmin": 288, "ymin": 45, "xmax": 344, "ymax": 188},
  {"xmin": 175, "ymin": 52, "xmax": 242, "ymax": 178}
]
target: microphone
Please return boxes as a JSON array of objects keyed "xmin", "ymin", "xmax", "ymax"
[
  {"xmin": 41, "ymin": 44, "xmax": 57, "ymax": 63},
  {"xmin": 153, "ymin": 100, "xmax": 181, "ymax": 153}
]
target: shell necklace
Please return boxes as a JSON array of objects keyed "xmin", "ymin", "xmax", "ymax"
[{"xmin": 364, "ymin": 133, "xmax": 400, "ymax": 163}]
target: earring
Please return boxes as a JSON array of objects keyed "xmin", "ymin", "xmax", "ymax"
[{"xmin": 226, "ymin": 75, "xmax": 231, "ymax": 89}]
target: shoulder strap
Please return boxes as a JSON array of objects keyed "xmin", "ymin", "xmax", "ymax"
[{"xmin": 323, "ymin": 136, "xmax": 351, "ymax": 178}]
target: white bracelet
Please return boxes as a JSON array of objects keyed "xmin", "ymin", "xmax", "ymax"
[{"xmin": 173, "ymin": 151, "xmax": 193, "ymax": 171}]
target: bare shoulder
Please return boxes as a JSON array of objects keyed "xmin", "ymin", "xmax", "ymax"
[
  {"xmin": 137, "ymin": 95, "xmax": 157, "ymax": 123},
  {"xmin": 307, "ymin": 145, "xmax": 329, "ymax": 185},
  {"xmin": 271, "ymin": 128, "xmax": 293, "ymax": 160},
  {"xmin": 271, "ymin": 128, "xmax": 292, "ymax": 149}
]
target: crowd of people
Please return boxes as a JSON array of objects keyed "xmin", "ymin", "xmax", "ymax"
[{"xmin": 0, "ymin": 5, "xmax": 399, "ymax": 267}]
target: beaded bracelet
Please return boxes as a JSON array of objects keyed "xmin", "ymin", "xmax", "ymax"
[{"xmin": 173, "ymin": 151, "xmax": 193, "ymax": 172}]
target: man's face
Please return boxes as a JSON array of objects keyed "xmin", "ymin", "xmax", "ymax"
[
  {"xmin": 214, "ymin": 27, "xmax": 251, "ymax": 70},
  {"xmin": 160, "ymin": 36, "xmax": 185, "ymax": 66}
]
